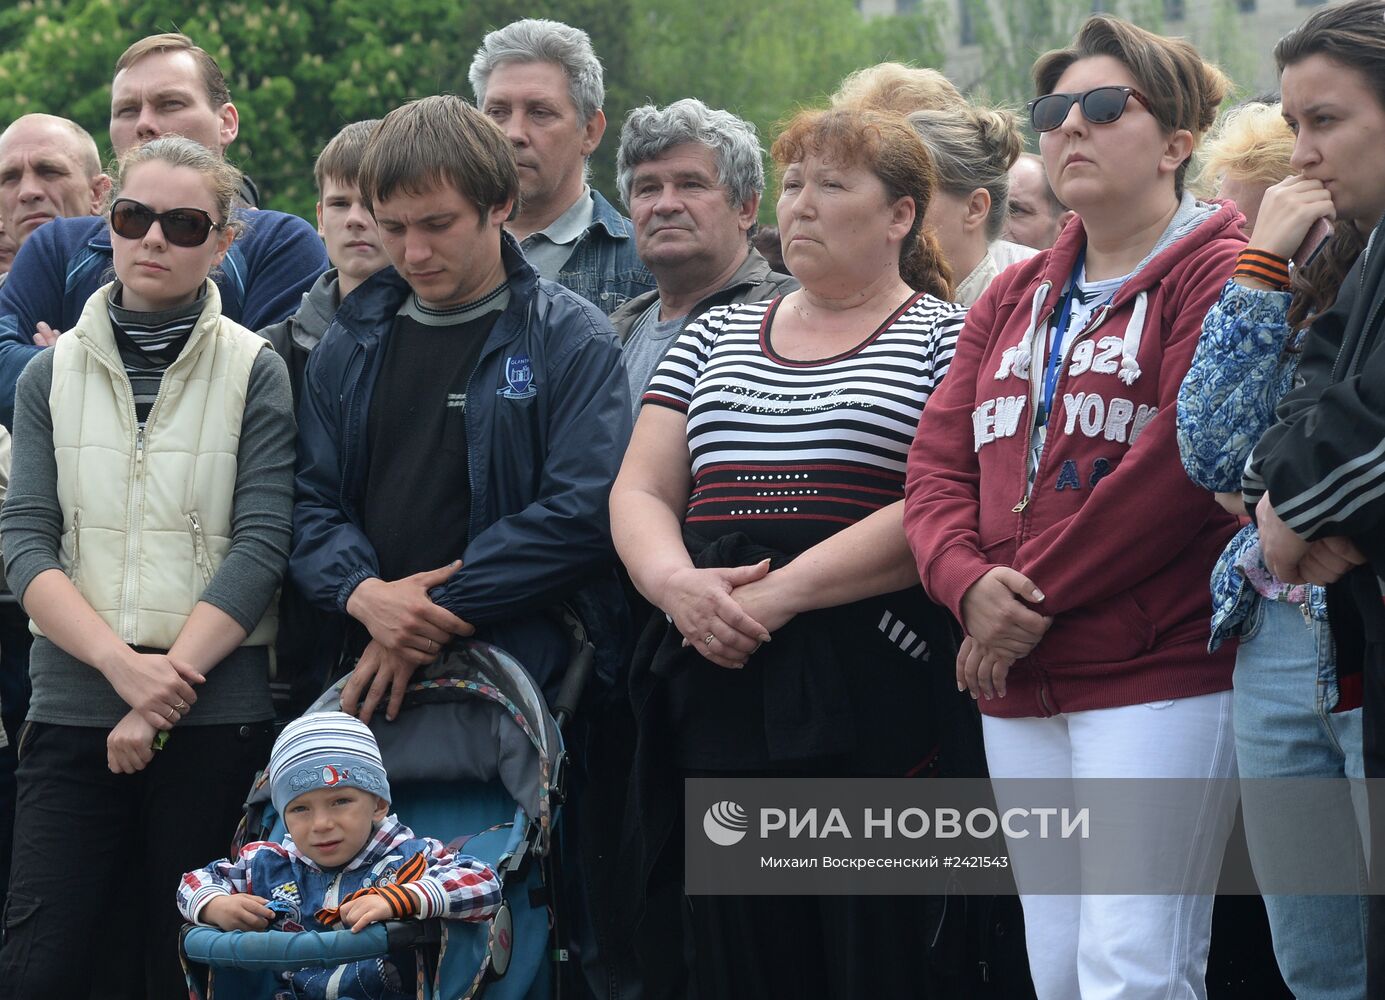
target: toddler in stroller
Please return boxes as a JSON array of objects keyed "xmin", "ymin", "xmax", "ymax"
[
  {"xmin": 179, "ymin": 638, "xmax": 581, "ymax": 1000},
  {"xmin": 177, "ymin": 710, "xmax": 502, "ymax": 998}
]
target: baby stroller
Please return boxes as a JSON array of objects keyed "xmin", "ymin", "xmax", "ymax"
[{"xmin": 180, "ymin": 618, "xmax": 594, "ymax": 1000}]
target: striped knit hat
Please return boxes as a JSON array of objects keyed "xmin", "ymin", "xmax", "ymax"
[{"xmin": 268, "ymin": 711, "xmax": 391, "ymax": 814}]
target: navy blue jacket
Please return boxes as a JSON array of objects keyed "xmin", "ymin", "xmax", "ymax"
[
  {"xmin": 290, "ymin": 235, "xmax": 631, "ymax": 692},
  {"xmin": 0, "ymin": 211, "xmax": 328, "ymax": 427}
]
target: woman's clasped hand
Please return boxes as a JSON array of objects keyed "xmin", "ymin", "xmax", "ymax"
[{"xmin": 659, "ymin": 561, "xmax": 774, "ymax": 669}]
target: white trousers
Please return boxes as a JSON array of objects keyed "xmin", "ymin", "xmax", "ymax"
[{"xmin": 982, "ymin": 691, "xmax": 1238, "ymax": 1000}]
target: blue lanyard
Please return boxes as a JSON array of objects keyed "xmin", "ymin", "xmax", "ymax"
[{"xmin": 1037, "ymin": 247, "xmax": 1085, "ymax": 428}]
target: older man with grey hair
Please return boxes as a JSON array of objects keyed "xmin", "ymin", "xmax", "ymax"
[
  {"xmin": 610, "ymin": 98, "xmax": 797, "ymax": 415},
  {"xmin": 469, "ymin": 18, "xmax": 652, "ymax": 314}
]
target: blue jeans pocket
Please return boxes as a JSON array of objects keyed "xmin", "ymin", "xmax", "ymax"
[{"xmin": 1236, "ymin": 597, "xmax": 1268, "ymax": 643}]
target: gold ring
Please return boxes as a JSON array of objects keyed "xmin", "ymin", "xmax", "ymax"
[
  {"xmin": 703, "ymin": 633, "xmax": 715, "ymax": 646},
  {"xmin": 174, "ymin": 700, "xmax": 188, "ymax": 711},
  {"xmin": 166, "ymin": 707, "xmax": 177, "ymax": 722},
  {"xmin": 427, "ymin": 638, "xmax": 436, "ymax": 653}
]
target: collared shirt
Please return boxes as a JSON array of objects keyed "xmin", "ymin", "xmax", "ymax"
[{"xmin": 519, "ymin": 187, "xmax": 595, "ymax": 281}]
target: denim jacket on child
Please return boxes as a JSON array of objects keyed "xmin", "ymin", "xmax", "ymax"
[
  {"xmin": 1175, "ymin": 279, "xmax": 1329, "ymax": 650},
  {"xmin": 177, "ymin": 815, "xmax": 502, "ymax": 1000}
]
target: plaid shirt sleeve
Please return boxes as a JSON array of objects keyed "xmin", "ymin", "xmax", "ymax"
[
  {"xmin": 401, "ymin": 838, "xmax": 502, "ymax": 922},
  {"xmin": 177, "ymin": 841, "xmax": 287, "ymax": 924}
]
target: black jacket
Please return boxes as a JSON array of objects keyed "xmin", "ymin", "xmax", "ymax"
[
  {"xmin": 1245, "ymin": 217, "xmax": 1385, "ymax": 698},
  {"xmin": 608, "ymin": 530, "xmax": 976, "ymax": 941},
  {"xmin": 259, "ymin": 268, "xmax": 342, "ymax": 408}
]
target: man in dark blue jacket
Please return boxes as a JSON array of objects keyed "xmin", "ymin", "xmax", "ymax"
[
  {"xmin": 0, "ymin": 32, "xmax": 327, "ymax": 427},
  {"xmin": 290, "ymin": 94, "xmax": 630, "ymax": 724}
]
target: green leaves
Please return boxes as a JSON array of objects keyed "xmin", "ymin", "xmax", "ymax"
[{"xmin": 0, "ymin": 0, "xmax": 949, "ymax": 224}]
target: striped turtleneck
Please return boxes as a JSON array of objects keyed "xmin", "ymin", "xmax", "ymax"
[{"xmin": 106, "ymin": 282, "xmax": 208, "ymax": 426}]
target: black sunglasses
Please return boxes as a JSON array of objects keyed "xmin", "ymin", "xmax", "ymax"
[
  {"xmin": 1027, "ymin": 86, "xmax": 1155, "ymax": 133},
  {"xmin": 109, "ymin": 197, "xmax": 225, "ymax": 248}
]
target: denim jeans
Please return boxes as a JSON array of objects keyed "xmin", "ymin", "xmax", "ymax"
[{"xmin": 1234, "ymin": 597, "xmax": 1368, "ymax": 1000}]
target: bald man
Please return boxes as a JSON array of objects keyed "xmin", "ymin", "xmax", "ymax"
[
  {"xmin": 0, "ymin": 114, "xmax": 109, "ymax": 246},
  {"xmin": 1003, "ymin": 152, "xmax": 1074, "ymax": 252}
]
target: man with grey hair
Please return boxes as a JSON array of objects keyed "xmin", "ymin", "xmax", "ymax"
[
  {"xmin": 469, "ymin": 17, "xmax": 653, "ymax": 314},
  {"xmin": 610, "ymin": 98, "xmax": 797, "ymax": 414}
]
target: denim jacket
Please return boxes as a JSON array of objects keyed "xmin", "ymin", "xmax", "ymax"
[
  {"xmin": 555, "ymin": 189, "xmax": 655, "ymax": 315},
  {"xmin": 1175, "ymin": 279, "xmax": 1328, "ymax": 650}
]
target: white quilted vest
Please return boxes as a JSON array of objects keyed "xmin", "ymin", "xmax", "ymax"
[{"xmin": 39, "ymin": 281, "xmax": 277, "ymax": 648}]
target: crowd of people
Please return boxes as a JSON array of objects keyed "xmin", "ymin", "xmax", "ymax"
[{"xmin": 0, "ymin": 4, "xmax": 1379, "ymax": 999}]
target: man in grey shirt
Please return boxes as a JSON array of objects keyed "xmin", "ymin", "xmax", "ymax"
[{"xmin": 609, "ymin": 99, "xmax": 798, "ymax": 416}]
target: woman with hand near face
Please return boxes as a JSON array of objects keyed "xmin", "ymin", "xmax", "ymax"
[
  {"xmin": 1177, "ymin": 8, "xmax": 1385, "ymax": 994},
  {"xmin": 1234, "ymin": 1, "xmax": 1385, "ymax": 990},
  {"xmin": 904, "ymin": 16, "xmax": 1245, "ymax": 998},
  {"xmin": 0, "ymin": 137, "xmax": 294, "ymax": 999}
]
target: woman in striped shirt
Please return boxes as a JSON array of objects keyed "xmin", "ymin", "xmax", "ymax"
[{"xmin": 611, "ymin": 108, "xmax": 971, "ymax": 998}]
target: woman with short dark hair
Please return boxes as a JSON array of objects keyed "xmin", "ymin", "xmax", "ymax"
[{"xmin": 904, "ymin": 15, "xmax": 1245, "ymax": 997}]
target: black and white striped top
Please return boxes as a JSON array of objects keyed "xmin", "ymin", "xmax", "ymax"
[
  {"xmin": 643, "ymin": 293, "xmax": 965, "ymax": 551},
  {"xmin": 107, "ymin": 284, "xmax": 205, "ymax": 426}
]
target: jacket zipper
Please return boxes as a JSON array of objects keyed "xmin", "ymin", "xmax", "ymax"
[
  {"xmin": 462, "ymin": 351, "xmax": 482, "ymax": 548},
  {"xmin": 68, "ymin": 508, "xmax": 82, "ymax": 583},
  {"xmin": 76, "ymin": 339, "xmax": 147, "ymax": 641},
  {"xmin": 1012, "ymin": 305, "xmax": 1114, "ymax": 520},
  {"xmin": 339, "ymin": 341, "xmax": 372, "ymax": 519},
  {"xmin": 119, "ymin": 427, "xmax": 145, "ymax": 642},
  {"xmin": 98, "ymin": 327, "xmax": 191, "ymax": 642},
  {"xmin": 187, "ymin": 512, "xmax": 214, "ymax": 585}
]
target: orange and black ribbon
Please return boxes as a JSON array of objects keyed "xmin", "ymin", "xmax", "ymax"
[
  {"xmin": 1234, "ymin": 249, "xmax": 1292, "ymax": 291},
  {"xmin": 315, "ymin": 852, "xmax": 428, "ymax": 926}
]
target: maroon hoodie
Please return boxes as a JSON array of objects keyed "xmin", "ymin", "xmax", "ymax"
[{"xmin": 904, "ymin": 200, "xmax": 1244, "ymax": 718}]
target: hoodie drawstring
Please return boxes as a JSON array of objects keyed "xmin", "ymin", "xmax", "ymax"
[
  {"xmin": 995, "ymin": 280, "xmax": 1052, "ymax": 382},
  {"xmin": 1117, "ymin": 290, "xmax": 1147, "ymax": 386}
]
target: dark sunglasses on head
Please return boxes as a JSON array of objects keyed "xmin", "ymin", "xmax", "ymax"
[
  {"xmin": 1027, "ymin": 86, "xmax": 1155, "ymax": 133},
  {"xmin": 109, "ymin": 197, "xmax": 225, "ymax": 248}
]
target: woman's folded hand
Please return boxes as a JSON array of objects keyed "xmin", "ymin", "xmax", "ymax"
[
  {"xmin": 660, "ymin": 561, "xmax": 773, "ymax": 670},
  {"xmin": 959, "ymin": 566, "xmax": 1052, "ymax": 658}
]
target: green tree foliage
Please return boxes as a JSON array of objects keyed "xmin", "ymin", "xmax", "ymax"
[
  {"xmin": 0, "ymin": 0, "xmax": 948, "ymax": 223},
  {"xmin": 958, "ymin": 0, "xmax": 1251, "ymax": 113}
]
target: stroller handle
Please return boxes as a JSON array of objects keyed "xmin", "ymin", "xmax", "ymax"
[
  {"xmin": 181, "ymin": 920, "xmax": 439, "ymax": 970},
  {"xmin": 552, "ymin": 639, "xmax": 594, "ymax": 728}
]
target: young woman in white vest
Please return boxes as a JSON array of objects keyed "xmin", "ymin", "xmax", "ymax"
[{"xmin": 0, "ymin": 136, "xmax": 295, "ymax": 999}]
